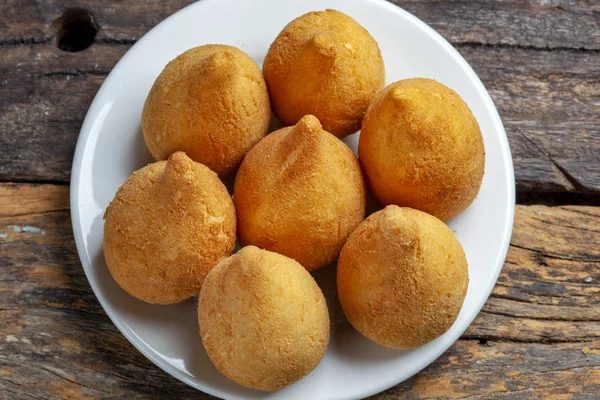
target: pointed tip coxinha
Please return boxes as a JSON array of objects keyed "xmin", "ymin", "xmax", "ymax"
[
  {"xmin": 293, "ymin": 114, "xmax": 323, "ymax": 136},
  {"xmin": 164, "ymin": 151, "xmax": 195, "ymax": 182}
]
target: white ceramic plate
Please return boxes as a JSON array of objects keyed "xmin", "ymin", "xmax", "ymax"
[{"xmin": 71, "ymin": 0, "xmax": 515, "ymax": 398}]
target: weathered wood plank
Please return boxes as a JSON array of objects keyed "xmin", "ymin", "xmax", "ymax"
[
  {"xmin": 0, "ymin": 44, "xmax": 122, "ymax": 182},
  {"xmin": 394, "ymin": 0, "xmax": 600, "ymax": 51},
  {"xmin": 371, "ymin": 340, "xmax": 600, "ymax": 399},
  {"xmin": 2, "ymin": 41, "xmax": 599, "ymax": 193},
  {"xmin": 1, "ymin": 183, "xmax": 599, "ymax": 398},
  {"xmin": 1, "ymin": 1, "xmax": 598, "ymax": 50},
  {"xmin": 463, "ymin": 205, "xmax": 600, "ymax": 343},
  {"xmin": 458, "ymin": 45, "xmax": 600, "ymax": 193}
]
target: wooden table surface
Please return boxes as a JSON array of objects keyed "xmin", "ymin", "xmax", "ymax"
[{"xmin": 1, "ymin": 1, "xmax": 599, "ymax": 399}]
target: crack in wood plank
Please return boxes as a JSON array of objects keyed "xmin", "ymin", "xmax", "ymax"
[
  {"xmin": 3, "ymin": 209, "xmax": 70, "ymax": 218},
  {"xmin": 509, "ymin": 243, "xmax": 598, "ymax": 263},
  {"xmin": 2, "ymin": 386, "xmax": 49, "ymax": 400},
  {"xmin": 459, "ymin": 388, "xmax": 537, "ymax": 400},
  {"xmin": 561, "ymin": 207, "xmax": 600, "ymax": 218},
  {"xmin": 460, "ymin": 334, "xmax": 594, "ymax": 344},
  {"xmin": 513, "ymin": 127, "xmax": 579, "ymax": 192},
  {"xmin": 528, "ymin": 214, "xmax": 600, "ymax": 233},
  {"xmin": 0, "ymin": 37, "xmax": 51, "ymax": 46},
  {"xmin": 93, "ymin": 38, "xmax": 136, "ymax": 46},
  {"xmin": 40, "ymin": 70, "xmax": 110, "ymax": 78},
  {"xmin": 39, "ymin": 365, "xmax": 116, "ymax": 396},
  {"xmin": 2, "ymin": 35, "xmax": 599, "ymax": 54},
  {"xmin": 456, "ymin": 41, "xmax": 600, "ymax": 54},
  {"xmin": 552, "ymin": 159, "xmax": 587, "ymax": 193},
  {"xmin": 481, "ymin": 308, "xmax": 600, "ymax": 323}
]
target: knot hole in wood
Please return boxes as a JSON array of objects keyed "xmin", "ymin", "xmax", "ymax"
[{"xmin": 55, "ymin": 8, "xmax": 97, "ymax": 52}]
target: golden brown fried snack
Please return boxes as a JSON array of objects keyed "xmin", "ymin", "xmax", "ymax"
[
  {"xmin": 234, "ymin": 115, "xmax": 366, "ymax": 271},
  {"xmin": 142, "ymin": 45, "xmax": 271, "ymax": 177},
  {"xmin": 199, "ymin": 246, "xmax": 330, "ymax": 391},
  {"xmin": 337, "ymin": 205, "xmax": 469, "ymax": 349},
  {"xmin": 263, "ymin": 9, "xmax": 385, "ymax": 138},
  {"xmin": 103, "ymin": 152, "xmax": 236, "ymax": 304},
  {"xmin": 359, "ymin": 78, "xmax": 485, "ymax": 222}
]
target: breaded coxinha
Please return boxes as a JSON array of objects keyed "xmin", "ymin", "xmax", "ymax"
[
  {"xmin": 103, "ymin": 152, "xmax": 236, "ymax": 304},
  {"xmin": 263, "ymin": 9, "xmax": 385, "ymax": 138},
  {"xmin": 234, "ymin": 115, "xmax": 366, "ymax": 271},
  {"xmin": 142, "ymin": 45, "xmax": 271, "ymax": 177},
  {"xmin": 199, "ymin": 246, "xmax": 330, "ymax": 391},
  {"xmin": 359, "ymin": 78, "xmax": 485, "ymax": 222},
  {"xmin": 338, "ymin": 206, "xmax": 469, "ymax": 349}
]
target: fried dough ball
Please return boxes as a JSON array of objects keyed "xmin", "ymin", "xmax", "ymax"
[
  {"xmin": 199, "ymin": 246, "xmax": 330, "ymax": 391},
  {"xmin": 234, "ymin": 115, "xmax": 366, "ymax": 271},
  {"xmin": 337, "ymin": 205, "xmax": 469, "ymax": 349},
  {"xmin": 359, "ymin": 78, "xmax": 485, "ymax": 221},
  {"xmin": 263, "ymin": 9, "xmax": 385, "ymax": 138},
  {"xmin": 142, "ymin": 45, "xmax": 271, "ymax": 177},
  {"xmin": 103, "ymin": 152, "xmax": 236, "ymax": 304}
]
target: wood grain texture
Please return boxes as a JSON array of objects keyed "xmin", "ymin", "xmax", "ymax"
[
  {"xmin": 0, "ymin": 43, "xmax": 121, "ymax": 183},
  {"xmin": 1, "ymin": 0, "xmax": 598, "ymax": 49},
  {"xmin": 1, "ymin": 183, "xmax": 599, "ymax": 399},
  {"xmin": 459, "ymin": 45, "xmax": 600, "ymax": 194}
]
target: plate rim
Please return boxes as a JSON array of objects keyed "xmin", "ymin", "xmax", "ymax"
[{"xmin": 70, "ymin": 0, "xmax": 516, "ymax": 398}]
